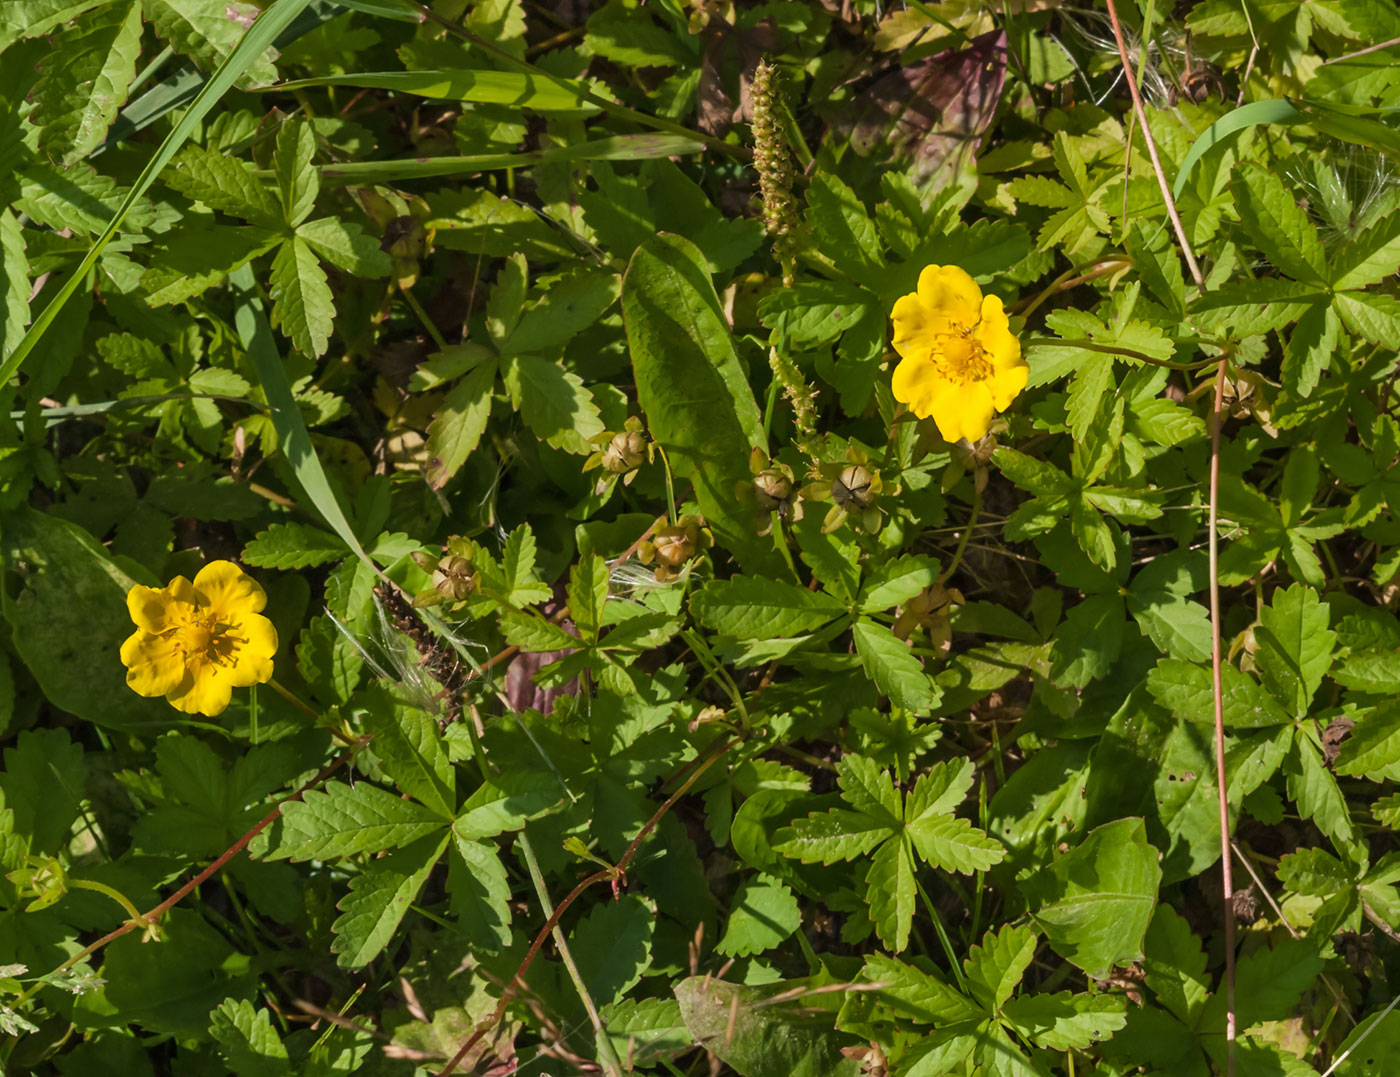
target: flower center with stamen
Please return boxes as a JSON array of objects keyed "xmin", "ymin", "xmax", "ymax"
[
  {"xmin": 177, "ymin": 616, "xmax": 237, "ymax": 666},
  {"xmin": 933, "ymin": 332, "xmax": 992, "ymax": 385}
]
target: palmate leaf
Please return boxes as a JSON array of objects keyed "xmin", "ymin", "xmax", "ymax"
[{"xmin": 30, "ymin": 0, "xmax": 143, "ymax": 165}]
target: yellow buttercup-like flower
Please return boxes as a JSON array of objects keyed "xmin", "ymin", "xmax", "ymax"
[
  {"xmin": 120, "ymin": 561, "xmax": 278, "ymax": 717},
  {"xmin": 890, "ymin": 264, "xmax": 1028, "ymax": 444}
]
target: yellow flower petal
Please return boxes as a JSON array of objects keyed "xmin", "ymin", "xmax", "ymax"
[
  {"xmin": 167, "ymin": 664, "xmax": 234, "ymax": 717},
  {"xmin": 891, "ymin": 292, "xmax": 957, "ymax": 361},
  {"xmin": 224, "ymin": 613, "xmax": 278, "ymax": 688},
  {"xmin": 126, "ymin": 584, "xmax": 192, "ymax": 633},
  {"xmin": 989, "ymin": 363, "xmax": 1029, "ymax": 410},
  {"xmin": 192, "ymin": 561, "xmax": 266, "ymax": 618},
  {"xmin": 120, "ymin": 630, "xmax": 187, "ymax": 697},
  {"xmin": 930, "ymin": 382, "xmax": 996, "ymax": 444},
  {"xmin": 916, "ymin": 265, "xmax": 983, "ymax": 327},
  {"xmin": 975, "ymin": 295, "xmax": 1023, "ymax": 370},
  {"xmin": 891, "ymin": 356, "xmax": 950, "ymax": 418}
]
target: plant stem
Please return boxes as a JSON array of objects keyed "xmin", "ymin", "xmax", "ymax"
[
  {"xmin": 941, "ymin": 482, "xmax": 982, "ymax": 584},
  {"xmin": 913, "ymin": 872, "xmax": 966, "ymax": 990},
  {"xmin": 518, "ymin": 833, "xmax": 624, "ymax": 1077}
]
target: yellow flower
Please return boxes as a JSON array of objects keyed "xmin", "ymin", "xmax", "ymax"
[
  {"xmin": 120, "ymin": 561, "xmax": 278, "ymax": 717},
  {"xmin": 890, "ymin": 264, "xmax": 1028, "ymax": 444}
]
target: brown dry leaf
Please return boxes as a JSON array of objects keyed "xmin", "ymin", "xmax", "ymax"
[{"xmin": 842, "ymin": 30, "xmax": 1007, "ymax": 195}]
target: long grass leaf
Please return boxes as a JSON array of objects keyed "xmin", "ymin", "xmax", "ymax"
[{"xmin": 1171, "ymin": 99, "xmax": 1301, "ymax": 201}]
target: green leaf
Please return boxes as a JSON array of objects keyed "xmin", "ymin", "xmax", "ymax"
[
  {"xmin": 208, "ymin": 998, "xmax": 291, "ymax": 1077},
  {"xmin": 1335, "ymin": 704, "xmax": 1400, "ymax": 781},
  {"xmin": 29, "ymin": 0, "xmax": 142, "ymax": 164},
  {"xmin": 674, "ymin": 977, "xmax": 862, "ymax": 1077},
  {"xmin": 452, "ymin": 770, "xmax": 560, "ymax": 840},
  {"xmin": 1146, "ymin": 658, "xmax": 1291, "ymax": 729},
  {"xmin": 267, "ymin": 780, "xmax": 448, "ymax": 860},
  {"xmin": 1276, "ymin": 846, "xmax": 1352, "ymax": 896},
  {"xmin": 859, "ymin": 954, "xmax": 983, "ymax": 1024},
  {"xmin": 424, "ymin": 358, "xmax": 498, "ymax": 490},
  {"xmin": 1335, "ymin": 290, "xmax": 1400, "ymax": 346},
  {"xmin": 448, "ymin": 835, "xmax": 512, "ymax": 952},
  {"xmin": 356, "ymin": 684, "xmax": 455, "ymax": 818},
  {"xmin": 836, "ymin": 754, "xmax": 901, "ymax": 824},
  {"xmin": 297, "ymin": 217, "xmax": 392, "ymax": 277},
  {"xmin": 690, "ymin": 576, "xmax": 847, "ymax": 639},
  {"xmin": 774, "ymin": 809, "xmax": 893, "ymax": 864},
  {"xmin": 274, "ymin": 117, "xmax": 318, "ymax": 226},
  {"xmin": 718, "ymin": 875, "xmax": 801, "ymax": 956},
  {"xmin": 1023, "ymin": 818, "xmax": 1162, "ymax": 979},
  {"xmin": 242, "ymin": 521, "xmax": 348, "ymax": 569},
  {"xmin": 269, "ymin": 235, "xmax": 334, "ymax": 358},
  {"xmin": 995, "ymin": 447, "xmax": 1072, "ymax": 497},
  {"xmin": 852, "ymin": 618, "xmax": 935, "ymax": 712},
  {"xmin": 0, "ymin": 0, "xmax": 106, "ymax": 51},
  {"xmin": 1171, "ymin": 98, "xmax": 1302, "ymax": 201},
  {"xmin": 1233, "ymin": 165, "xmax": 1326, "ymax": 285},
  {"xmin": 1256, "ymin": 583, "xmax": 1336, "ymax": 717},
  {"xmin": 905, "ymin": 813, "xmax": 1005, "ymax": 874},
  {"xmin": 1284, "ymin": 302, "xmax": 1339, "ymax": 398},
  {"xmin": 570, "ymin": 893, "xmax": 656, "ymax": 1009},
  {"xmin": 1332, "ymin": 210, "xmax": 1400, "ymax": 290},
  {"xmin": 806, "ymin": 173, "xmax": 879, "ymax": 276},
  {"xmin": 1285, "ymin": 735, "xmax": 1355, "ymax": 849},
  {"xmin": 963, "ymin": 923, "xmax": 1037, "ymax": 1012},
  {"xmin": 0, "ymin": 729, "xmax": 85, "ymax": 857},
  {"xmin": 501, "ymin": 353, "xmax": 604, "ymax": 454},
  {"xmin": 497, "ymin": 524, "xmax": 552, "ymax": 607},
  {"xmin": 166, "ymin": 144, "xmax": 281, "ymax": 225},
  {"xmin": 503, "ymin": 271, "xmax": 621, "ymax": 357},
  {"xmin": 0, "ymin": 508, "xmax": 168, "ymax": 732},
  {"xmin": 143, "ymin": 0, "xmax": 278, "ymax": 86},
  {"xmin": 1001, "ymin": 992, "xmax": 1127, "ymax": 1051},
  {"xmin": 567, "ymin": 553, "xmax": 609, "ymax": 641},
  {"xmin": 331, "ymin": 834, "xmax": 447, "ymax": 967},
  {"xmin": 867, "ymin": 835, "xmax": 916, "ymax": 951},
  {"xmin": 278, "ymin": 69, "xmax": 601, "ymax": 114},
  {"xmin": 0, "ymin": 210, "xmax": 30, "ymax": 361},
  {"xmin": 623, "ymin": 233, "xmax": 768, "ymax": 568},
  {"xmin": 858, "ymin": 554, "xmax": 941, "ymax": 613}
]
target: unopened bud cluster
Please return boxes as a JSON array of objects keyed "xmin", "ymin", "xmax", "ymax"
[
  {"xmin": 411, "ymin": 543, "xmax": 479, "ymax": 609},
  {"xmin": 751, "ymin": 59, "xmax": 800, "ymax": 286}
]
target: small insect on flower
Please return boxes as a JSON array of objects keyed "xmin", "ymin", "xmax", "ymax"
[
  {"xmin": 889, "ymin": 264, "xmax": 1028, "ymax": 445},
  {"xmin": 120, "ymin": 561, "xmax": 278, "ymax": 717}
]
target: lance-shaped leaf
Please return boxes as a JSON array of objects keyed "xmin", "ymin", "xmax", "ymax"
[
  {"xmin": 690, "ymin": 576, "xmax": 847, "ymax": 640},
  {"xmin": 267, "ymin": 780, "xmax": 449, "ymax": 860}
]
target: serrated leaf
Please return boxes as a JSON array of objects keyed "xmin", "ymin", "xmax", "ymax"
[
  {"xmin": 1335, "ymin": 704, "xmax": 1400, "ymax": 782},
  {"xmin": 1276, "ymin": 846, "xmax": 1352, "ymax": 896},
  {"xmin": 774, "ymin": 808, "xmax": 893, "ymax": 864},
  {"xmin": 858, "ymin": 554, "xmax": 941, "ymax": 613},
  {"xmin": 1256, "ymin": 583, "xmax": 1336, "ymax": 717},
  {"xmin": 852, "ymin": 618, "xmax": 934, "ymax": 713},
  {"xmin": 274, "ymin": 117, "xmax": 318, "ymax": 225},
  {"xmin": 1146, "ymin": 658, "xmax": 1291, "ymax": 729},
  {"xmin": 166, "ymin": 144, "xmax": 281, "ymax": 225},
  {"xmin": 500, "ymin": 612, "xmax": 579, "ymax": 652},
  {"xmin": 570, "ymin": 894, "xmax": 656, "ymax": 1008},
  {"xmin": 1333, "ymin": 210, "xmax": 1400, "ymax": 290},
  {"xmin": 860, "ymin": 954, "xmax": 983, "ymax": 1024},
  {"xmin": 1285, "ymin": 302, "xmax": 1339, "ymax": 398},
  {"xmin": 995, "ymin": 447, "xmax": 1072, "ymax": 496},
  {"xmin": 142, "ymin": 225, "xmax": 280, "ymax": 305},
  {"xmin": 1234, "ymin": 165, "xmax": 1326, "ymax": 285},
  {"xmin": 452, "ymin": 770, "xmax": 560, "ymax": 840},
  {"xmin": 836, "ymin": 754, "xmax": 900, "ymax": 824},
  {"xmin": 143, "ymin": 0, "xmax": 278, "ymax": 86},
  {"xmin": 806, "ymin": 172, "xmax": 880, "ymax": 276},
  {"xmin": 331, "ymin": 834, "xmax": 447, "ymax": 967},
  {"xmin": 1335, "ymin": 290, "xmax": 1400, "ymax": 345},
  {"xmin": 268, "ymin": 781, "xmax": 448, "ymax": 860},
  {"xmin": 30, "ymin": 0, "xmax": 142, "ymax": 164},
  {"xmin": 906, "ymin": 813, "xmax": 1005, "ymax": 874},
  {"xmin": 503, "ymin": 270, "xmax": 620, "ymax": 357},
  {"xmin": 718, "ymin": 875, "xmax": 801, "ymax": 956},
  {"xmin": 1022, "ymin": 818, "xmax": 1161, "ymax": 979},
  {"xmin": 1285, "ymin": 735, "xmax": 1355, "ymax": 849},
  {"xmin": 0, "ymin": 210, "xmax": 28, "ymax": 361},
  {"xmin": 208, "ymin": 998, "xmax": 291, "ymax": 1077},
  {"xmin": 425, "ymin": 359, "xmax": 497, "ymax": 489},
  {"xmin": 498, "ymin": 524, "xmax": 552, "ymax": 606},
  {"xmin": 501, "ymin": 353, "xmax": 604, "ymax": 454},
  {"xmin": 690, "ymin": 576, "xmax": 846, "ymax": 639},
  {"xmin": 16, "ymin": 161, "xmax": 138, "ymax": 235},
  {"xmin": 298, "ymin": 217, "xmax": 392, "ymax": 277},
  {"xmin": 448, "ymin": 835, "xmax": 512, "ymax": 951},
  {"xmin": 356, "ymin": 684, "xmax": 455, "ymax": 817},
  {"xmin": 269, "ymin": 235, "xmax": 334, "ymax": 357},
  {"xmin": 1002, "ymin": 992, "xmax": 1127, "ymax": 1051},
  {"xmin": 566, "ymin": 553, "xmax": 609, "ymax": 641},
  {"xmin": 867, "ymin": 834, "xmax": 916, "ymax": 952},
  {"xmin": 963, "ymin": 923, "xmax": 1037, "ymax": 1012},
  {"xmin": 243, "ymin": 522, "xmax": 347, "ymax": 569}
]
